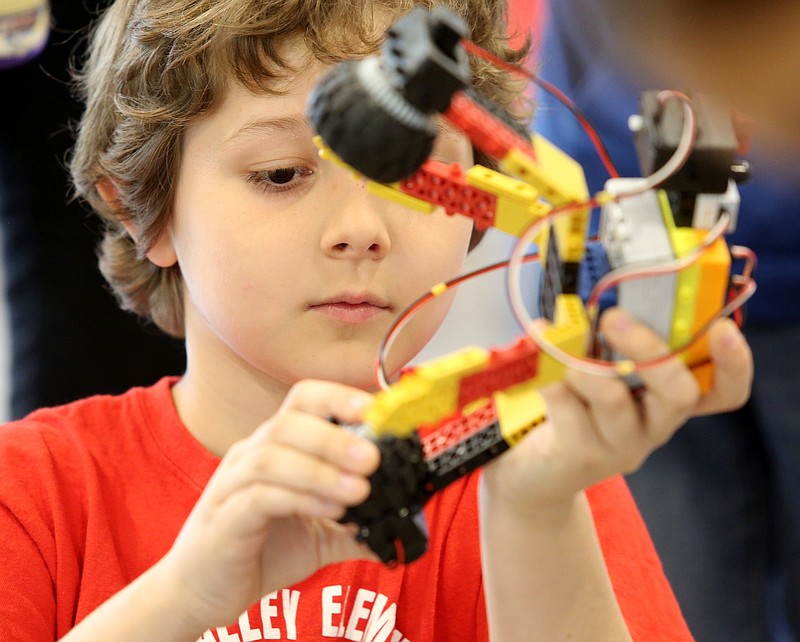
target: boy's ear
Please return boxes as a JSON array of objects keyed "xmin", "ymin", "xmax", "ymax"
[{"xmin": 95, "ymin": 177, "xmax": 178, "ymax": 268}]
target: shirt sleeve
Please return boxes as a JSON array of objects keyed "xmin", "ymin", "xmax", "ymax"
[
  {"xmin": 0, "ymin": 493, "xmax": 58, "ymax": 641},
  {"xmin": 0, "ymin": 423, "xmax": 60, "ymax": 642},
  {"xmin": 588, "ymin": 475, "xmax": 695, "ymax": 642}
]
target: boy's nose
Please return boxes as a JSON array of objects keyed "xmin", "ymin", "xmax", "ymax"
[{"xmin": 320, "ymin": 182, "xmax": 391, "ymax": 260}]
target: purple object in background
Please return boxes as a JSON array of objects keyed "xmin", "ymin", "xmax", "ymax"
[{"xmin": 0, "ymin": 1, "xmax": 50, "ymax": 70}]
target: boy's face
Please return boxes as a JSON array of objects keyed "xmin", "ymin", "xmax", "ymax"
[{"xmin": 159, "ymin": 43, "xmax": 474, "ymax": 395}]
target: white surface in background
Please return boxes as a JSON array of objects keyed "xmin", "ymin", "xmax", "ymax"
[{"xmin": 412, "ymin": 227, "xmax": 540, "ymax": 365}]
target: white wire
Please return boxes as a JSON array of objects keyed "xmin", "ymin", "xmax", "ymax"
[
  {"xmin": 504, "ymin": 91, "xmax": 723, "ymax": 377},
  {"xmin": 639, "ymin": 90, "xmax": 698, "ymax": 191}
]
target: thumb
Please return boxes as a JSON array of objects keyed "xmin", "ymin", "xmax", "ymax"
[
  {"xmin": 694, "ymin": 318, "xmax": 753, "ymax": 415},
  {"xmin": 318, "ymin": 520, "xmax": 381, "ymax": 566}
]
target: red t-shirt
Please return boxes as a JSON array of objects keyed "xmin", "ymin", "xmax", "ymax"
[{"xmin": 0, "ymin": 378, "xmax": 693, "ymax": 640}]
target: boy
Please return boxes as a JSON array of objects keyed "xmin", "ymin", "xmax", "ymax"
[{"xmin": 0, "ymin": 0, "xmax": 752, "ymax": 640}]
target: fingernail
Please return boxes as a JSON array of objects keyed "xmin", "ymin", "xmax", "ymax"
[
  {"xmin": 339, "ymin": 472, "xmax": 362, "ymax": 492},
  {"xmin": 349, "ymin": 395, "xmax": 371, "ymax": 412},
  {"xmin": 608, "ymin": 309, "xmax": 634, "ymax": 334},
  {"xmin": 348, "ymin": 439, "xmax": 375, "ymax": 463},
  {"xmin": 719, "ymin": 321, "xmax": 744, "ymax": 350}
]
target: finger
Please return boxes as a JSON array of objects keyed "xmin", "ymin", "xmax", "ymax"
[
  {"xmin": 318, "ymin": 521, "xmax": 381, "ymax": 565},
  {"xmin": 600, "ymin": 308, "xmax": 700, "ymax": 435},
  {"xmin": 223, "ymin": 482, "xmax": 349, "ymax": 525},
  {"xmin": 253, "ymin": 409, "xmax": 379, "ymax": 476},
  {"xmin": 562, "ymin": 367, "xmax": 649, "ymax": 465},
  {"xmin": 210, "ymin": 436, "xmax": 373, "ymax": 510},
  {"xmin": 534, "ymin": 380, "xmax": 611, "ymax": 461},
  {"xmin": 280, "ymin": 379, "xmax": 373, "ymax": 425},
  {"xmin": 490, "ymin": 381, "xmax": 596, "ymax": 492},
  {"xmin": 217, "ymin": 488, "xmax": 380, "ymax": 567},
  {"xmin": 693, "ymin": 318, "xmax": 753, "ymax": 415},
  {"xmin": 267, "ymin": 379, "xmax": 379, "ymax": 473}
]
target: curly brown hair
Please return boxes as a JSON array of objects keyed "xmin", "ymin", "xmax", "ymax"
[{"xmin": 70, "ymin": 0, "xmax": 531, "ymax": 337}]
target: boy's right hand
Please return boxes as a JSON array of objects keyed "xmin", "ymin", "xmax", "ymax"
[{"xmin": 155, "ymin": 380, "xmax": 381, "ymax": 632}]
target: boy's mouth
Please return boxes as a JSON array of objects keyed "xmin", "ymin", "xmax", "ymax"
[{"xmin": 308, "ymin": 293, "xmax": 392, "ymax": 324}]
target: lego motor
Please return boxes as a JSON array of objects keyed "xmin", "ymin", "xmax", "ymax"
[{"xmin": 307, "ymin": 6, "xmax": 471, "ymax": 183}]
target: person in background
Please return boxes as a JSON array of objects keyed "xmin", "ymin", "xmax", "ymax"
[
  {"xmin": 0, "ymin": 0, "xmax": 185, "ymax": 420},
  {"xmin": 0, "ymin": 0, "xmax": 50, "ymax": 70},
  {"xmin": 594, "ymin": 0, "xmax": 800, "ymax": 159},
  {"xmin": 534, "ymin": 2, "xmax": 800, "ymax": 640}
]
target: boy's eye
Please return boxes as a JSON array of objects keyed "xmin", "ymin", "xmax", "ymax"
[
  {"xmin": 267, "ymin": 168, "xmax": 296, "ymax": 184},
  {"xmin": 247, "ymin": 166, "xmax": 314, "ymax": 193}
]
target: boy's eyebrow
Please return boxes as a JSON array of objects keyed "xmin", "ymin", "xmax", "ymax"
[
  {"xmin": 223, "ymin": 115, "xmax": 312, "ymax": 146},
  {"xmin": 223, "ymin": 114, "xmax": 466, "ymax": 156}
]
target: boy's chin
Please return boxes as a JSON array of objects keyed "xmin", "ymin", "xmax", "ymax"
[{"xmin": 286, "ymin": 361, "xmax": 380, "ymax": 392}]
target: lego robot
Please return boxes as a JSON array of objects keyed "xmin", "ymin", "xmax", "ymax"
[{"xmin": 307, "ymin": 6, "xmax": 754, "ymax": 564}]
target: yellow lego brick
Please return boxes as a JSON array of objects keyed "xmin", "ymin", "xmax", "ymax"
[
  {"xmin": 553, "ymin": 294, "xmax": 590, "ymax": 339},
  {"xmin": 664, "ymin": 212, "xmax": 731, "ymax": 394},
  {"xmin": 365, "ymin": 180, "xmax": 437, "ymax": 215},
  {"xmin": 313, "ymin": 136, "xmax": 359, "ymax": 175},
  {"xmin": 533, "ymin": 327, "xmax": 584, "ymax": 386},
  {"xmin": 498, "ymin": 145, "xmax": 543, "ymax": 185},
  {"xmin": 466, "ymin": 164, "xmax": 537, "ymax": 203},
  {"xmin": 493, "ymin": 199, "xmax": 551, "ymax": 241},
  {"xmin": 506, "ymin": 138, "xmax": 589, "ymax": 207},
  {"xmin": 526, "ymin": 294, "xmax": 590, "ymax": 388},
  {"xmin": 690, "ymin": 236, "xmax": 731, "ymax": 334},
  {"xmin": 365, "ymin": 379, "xmax": 454, "ymax": 437},
  {"xmin": 553, "ymin": 209, "xmax": 590, "ymax": 264},
  {"xmin": 365, "ymin": 346, "xmax": 488, "ymax": 437},
  {"xmin": 668, "ymin": 227, "xmax": 702, "ymax": 350},
  {"xmin": 365, "ymin": 295, "xmax": 587, "ymax": 438},
  {"xmin": 465, "ymin": 165, "xmax": 539, "ymax": 201},
  {"xmin": 494, "ymin": 382, "xmax": 548, "ymax": 446},
  {"xmin": 532, "ymin": 352, "xmax": 567, "ymax": 389},
  {"xmin": 683, "ymin": 235, "xmax": 730, "ymax": 393},
  {"xmin": 464, "ymin": 164, "xmax": 558, "ymax": 242},
  {"xmin": 510, "ymin": 137, "xmax": 591, "ymax": 263}
]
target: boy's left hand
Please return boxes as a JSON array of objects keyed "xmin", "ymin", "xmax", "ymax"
[{"xmin": 481, "ymin": 308, "xmax": 753, "ymax": 514}]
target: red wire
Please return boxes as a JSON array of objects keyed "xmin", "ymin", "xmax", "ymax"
[
  {"xmin": 375, "ymin": 40, "xmax": 755, "ymax": 385},
  {"xmin": 374, "ymin": 252, "xmax": 541, "ymax": 388},
  {"xmin": 459, "ymin": 38, "xmax": 620, "ymax": 179}
]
